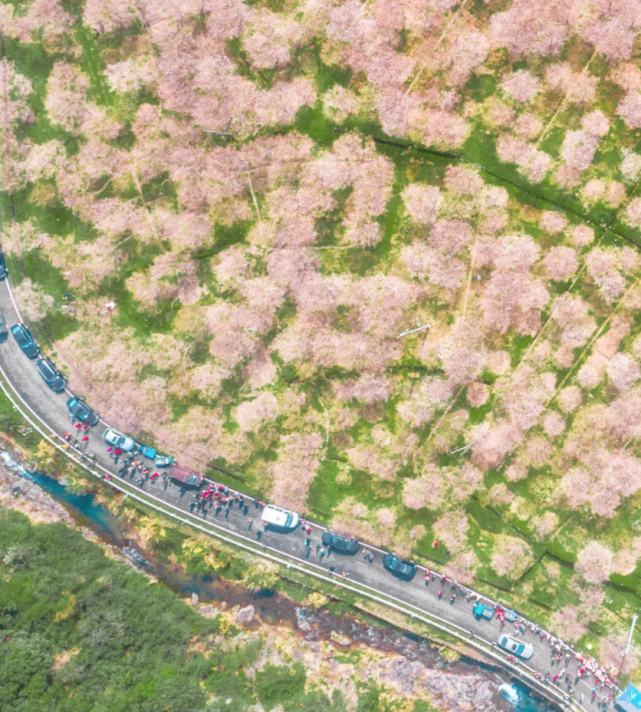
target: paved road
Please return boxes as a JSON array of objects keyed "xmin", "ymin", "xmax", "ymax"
[{"xmin": 0, "ymin": 277, "xmax": 614, "ymax": 712}]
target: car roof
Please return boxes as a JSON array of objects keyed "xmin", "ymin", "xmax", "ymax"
[
  {"xmin": 37, "ymin": 358, "xmax": 55, "ymax": 373},
  {"xmin": 262, "ymin": 505, "xmax": 291, "ymax": 526}
]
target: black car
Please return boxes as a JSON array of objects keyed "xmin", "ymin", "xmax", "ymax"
[
  {"xmin": 0, "ymin": 252, "xmax": 8, "ymax": 280},
  {"xmin": 11, "ymin": 323, "xmax": 39, "ymax": 359},
  {"xmin": 382, "ymin": 554, "xmax": 417, "ymax": 581},
  {"xmin": 321, "ymin": 531, "xmax": 359, "ymax": 555},
  {"xmin": 36, "ymin": 357, "xmax": 66, "ymax": 393},
  {"xmin": 66, "ymin": 396, "xmax": 99, "ymax": 426}
]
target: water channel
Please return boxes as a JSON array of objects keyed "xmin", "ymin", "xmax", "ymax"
[{"xmin": 9, "ymin": 456, "xmax": 555, "ymax": 712}]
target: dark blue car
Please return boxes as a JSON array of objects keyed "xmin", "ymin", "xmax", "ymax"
[
  {"xmin": 36, "ymin": 357, "xmax": 66, "ymax": 393},
  {"xmin": 382, "ymin": 554, "xmax": 417, "ymax": 581},
  {"xmin": 66, "ymin": 396, "xmax": 99, "ymax": 426},
  {"xmin": 0, "ymin": 253, "xmax": 8, "ymax": 280},
  {"xmin": 11, "ymin": 324, "xmax": 39, "ymax": 359}
]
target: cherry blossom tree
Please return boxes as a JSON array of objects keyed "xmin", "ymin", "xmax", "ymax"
[
  {"xmin": 491, "ymin": 0, "xmax": 575, "ymax": 57},
  {"xmin": 558, "ymin": 385, "xmax": 583, "ymax": 412},
  {"xmin": 514, "ymin": 113, "xmax": 543, "ymax": 139},
  {"xmin": 402, "ymin": 467, "xmax": 443, "ymax": 510},
  {"xmin": 490, "ymin": 534, "xmax": 534, "ymax": 579},
  {"xmin": 543, "ymin": 246, "xmax": 577, "ymax": 281},
  {"xmin": 546, "ymin": 62, "xmax": 598, "ymax": 105},
  {"xmin": 323, "ymin": 85, "xmax": 359, "ymax": 123},
  {"xmin": 582, "ymin": 3, "xmax": 640, "ymax": 61},
  {"xmin": 606, "ymin": 353, "xmax": 640, "ymax": 391},
  {"xmin": 242, "ymin": 7, "xmax": 306, "ymax": 69},
  {"xmin": 269, "ymin": 432, "xmax": 323, "ymax": 511},
  {"xmin": 560, "ymin": 130, "xmax": 599, "ymax": 172},
  {"xmin": 235, "ymin": 392, "xmax": 280, "ymax": 432},
  {"xmin": 402, "ymin": 184, "xmax": 442, "ymax": 225},
  {"xmin": 543, "ymin": 411, "xmax": 566, "ymax": 438},
  {"xmin": 496, "ymin": 135, "xmax": 552, "ymax": 182},
  {"xmin": 576, "ymin": 541, "xmax": 613, "ymax": 583},
  {"xmin": 617, "ymin": 91, "xmax": 641, "ymax": 129},
  {"xmin": 570, "ymin": 224, "xmax": 594, "ymax": 247},
  {"xmin": 586, "ymin": 247, "xmax": 638, "ymax": 303},
  {"xmin": 539, "ymin": 211, "xmax": 567, "ymax": 233},
  {"xmin": 501, "ymin": 70, "xmax": 540, "ymax": 103},
  {"xmin": 44, "ymin": 62, "xmax": 90, "ymax": 134}
]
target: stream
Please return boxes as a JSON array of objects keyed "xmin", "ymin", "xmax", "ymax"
[{"xmin": 7, "ymin": 455, "xmax": 555, "ymax": 712}]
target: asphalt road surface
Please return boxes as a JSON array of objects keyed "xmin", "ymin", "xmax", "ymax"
[{"xmin": 0, "ymin": 276, "xmax": 614, "ymax": 712}]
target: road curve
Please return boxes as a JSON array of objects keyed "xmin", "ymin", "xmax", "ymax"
[{"xmin": 0, "ymin": 275, "xmax": 615, "ymax": 712}]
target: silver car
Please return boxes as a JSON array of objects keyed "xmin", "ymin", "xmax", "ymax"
[
  {"xmin": 498, "ymin": 634, "xmax": 534, "ymax": 660},
  {"xmin": 103, "ymin": 428, "xmax": 136, "ymax": 452}
]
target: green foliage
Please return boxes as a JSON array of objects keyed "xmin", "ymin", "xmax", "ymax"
[
  {"xmin": 0, "ymin": 509, "xmax": 217, "ymax": 711},
  {"xmin": 255, "ymin": 663, "xmax": 307, "ymax": 710}
]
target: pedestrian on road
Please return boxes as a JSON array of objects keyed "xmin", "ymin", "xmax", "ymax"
[
  {"xmin": 469, "ymin": 629, "xmax": 474, "ymax": 638},
  {"xmin": 320, "ymin": 549, "xmax": 326, "ymax": 558},
  {"xmin": 437, "ymin": 590, "xmax": 443, "ymax": 599},
  {"xmin": 263, "ymin": 521, "xmax": 268, "ymax": 530},
  {"xmin": 580, "ymin": 694, "xmax": 585, "ymax": 704},
  {"xmin": 450, "ymin": 593, "xmax": 456, "ymax": 604},
  {"xmin": 64, "ymin": 432, "xmax": 71, "ymax": 441},
  {"xmin": 341, "ymin": 572, "xmax": 348, "ymax": 579},
  {"xmin": 424, "ymin": 572, "xmax": 430, "ymax": 585},
  {"xmin": 248, "ymin": 518, "xmax": 252, "ymax": 530}
]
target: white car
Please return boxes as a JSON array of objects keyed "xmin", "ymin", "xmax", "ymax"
[
  {"xmin": 497, "ymin": 634, "xmax": 534, "ymax": 660},
  {"xmin": 103, "ymin": 428, "xmax": 136, "ymax": 453},
  {"xmin": 261, "ymin": 505, "xmax": 300, "ymax": 531}
]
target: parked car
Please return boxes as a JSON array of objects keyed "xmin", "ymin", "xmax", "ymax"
[
  {"xmin": 11, "ymin": 323, "xmax": 39, "ymax": 359},
  {"xmin": 472, "ymin": 601, "xmax": 495, "ymax": 620},
  {"xmin": 103, "ymin": 428, "xmax": 136, "ymax": 452},
  {"xmin": 170, "ymin": 465, "xmax": 203, "ymax": 489},
  {"xmin": 321, "ymin": 531, "xmax": 359, "ymax": 554},
  {"xmin": 382, "ymin": 554, "xmax": 417, "ymax": 581},
  {"xmin": 66, "ymin": 396, "xmax": 99, "ymax": 426},
  {"xmin": 0, "ymin": 252, "xmax": 8, "ymax": 280},
  {"xmin": 36, "ymin": 357, "xmax": 66, "ymax": 393},
  {"xmin": 497, "ymin": 634, "xmax": 534, "ymax": 660},
  {"xmin": 261, "ymin": 505, "xmax": 300, "ymax": 531}
]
